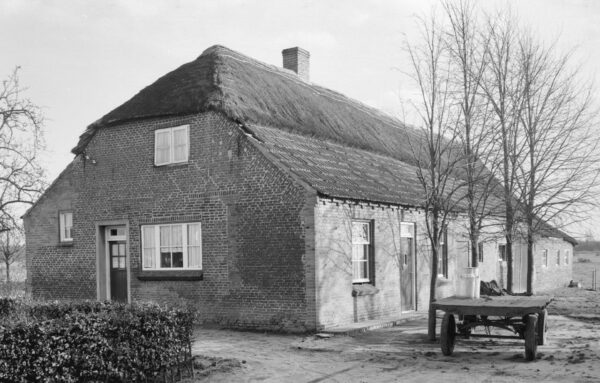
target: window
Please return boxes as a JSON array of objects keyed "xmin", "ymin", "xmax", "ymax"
[
  {"xmin": 498, "ymin": 244, "xmax": 506, "ymax": 262},
  {"xmin": 154, "ymin": 125, "xmax": 189, "ymax": 165},
  {"xmin": 478, "ymin": 242, "xmax": 484, "ymax": 263},
  {"xmin": 565, "ymin": 250, "xmax": 570, "ymax": 265},
  {"xmin": 556, "ymin": 250, "xmax": 561, "ymax": 265},
  {"xmin": 352, "ymin": 221, "xmax": 373, "ymax": 283},
  {"xmin": 542, "ymin": 249, "xmax": 548, "ymax": 267},
  {"xmin": 59, "ymin": 212, "xmax": 73, "ymax": 242},
  {"xmin": 438, "ymin": 230, "xmax": 448, "ymax": 278},
  {"xmin": 142, "ymin": 223, "xmax": 202, "ymax": 270}
]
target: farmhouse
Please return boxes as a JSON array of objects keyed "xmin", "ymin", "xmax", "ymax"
[{"xmin": 23, "ymin": 45, "xmax": 575, "ymax": 331}]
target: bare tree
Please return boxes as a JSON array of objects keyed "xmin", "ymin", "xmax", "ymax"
[
  {"xmin": 444, "ymin": 0, "xmax": 501, "ymax": 268},
  {"xmin": 404, "ymin": 10, "xmax": 463, "ymax": 341},
  {"xmin": 515, "ymin": 33, "xmax": 600, "ymax": 294},
  {"xmin": 0, "ymin": 226, "xmax": 23, "ymax": 283},
  {"xmin": 0, "ymin": 67, "xmax": 45, "ymax": 232},
  {"xmin": 479, "ymin": 9, "xmax": 527, "ymax": 292}
]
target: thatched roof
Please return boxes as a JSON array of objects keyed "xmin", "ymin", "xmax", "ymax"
[
  {"xmin": 73, "ymin": 45, "xmax": 420, "ymax": 166},
  {"xmin": 71, "ymin": 45, "xmax": 575, "ymax": 244}
]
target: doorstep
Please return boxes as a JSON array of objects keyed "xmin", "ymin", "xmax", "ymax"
[{"xmin": 322, "ymin": 312, "xmax": 427, "ymax": 336}]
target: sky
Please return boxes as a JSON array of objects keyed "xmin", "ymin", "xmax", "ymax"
[{"xmin": 1, "ymin": 0, "xmax": 600, "ymax": 237}]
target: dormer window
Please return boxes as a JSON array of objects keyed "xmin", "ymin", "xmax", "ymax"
[{"xmin": 154, "ymin": 125, "xmax": 189, "ymax": 166}]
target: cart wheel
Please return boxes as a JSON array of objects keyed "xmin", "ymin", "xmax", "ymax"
[
  {"xmin": 441, "ymin": 313, "xmax": 456, "ymax": 356},
  {"xmin": 524, "ymin": 314, "xmax": 538, "ymax": 361},
  {"xmin": 536, "ymin": 309, "xmax": 547, "ymax": 346}
]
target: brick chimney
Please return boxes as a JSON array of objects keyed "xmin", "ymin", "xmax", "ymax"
[{"xmin": 282, "ymin": 47, "xmax": 310, "ymax": 81}]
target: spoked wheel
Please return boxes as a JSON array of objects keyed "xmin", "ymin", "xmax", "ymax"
[
  {"xmin": 524, "ymin": 314, "xmax": 538, "ymax": 361},
  {"xmin": 441, "ymin": 312, "xmax": 456, "ymax": 356},
  {"xmin": 537, "ymin": 309, "xmax": 547, "ymax": 346}
]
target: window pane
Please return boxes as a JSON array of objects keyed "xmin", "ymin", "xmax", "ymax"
[
  {"xmin": 352, "ymin": 222, "xmax": 369, "ymax": 244},
  {"xmin": 188, "ymin": 246, "xmax": 202, "ymax": 269},
  {"xmin": 172, "ymin": 250, "xmax": 183, "ymax": 267},
  {"xmin": 156, "ymin": 131, "xmax": 171, "ymax": 164},
  {"xmin": 160, "ymin": 226, "xmax": 171, "ymax": 247},
  {"xmin": 160, "ymin": 251, "xmax": 172, "ymax": 268},
  {"xmin": 173, "ymin": 128, "xmax": 188, "ymax": 162},
  {"xmin": 172, "ymin": 225, "xmax": 183, "ymax": 247},
  {"xmin": 142, "ymin": 226, "xmax": 155, "ymax": 269},
  {"xmin": 119, "ymin": 257, "xmax": 126, "ymax": 269},
  {"xmin": 188, "ymin": 224, "xmax": 201, "ymax": 246}
]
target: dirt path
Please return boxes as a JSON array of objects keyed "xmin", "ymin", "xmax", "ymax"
[{"xmin": 192, "ymin": 312, "xmax": 600, "ymax": 382}]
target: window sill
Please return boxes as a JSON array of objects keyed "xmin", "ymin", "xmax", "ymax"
[
  {"xmin": 352, "ymin": 284, "xmax": 379, "ymax": 297},
  {"xmin": 137, "ymin": 269, "xmax": 203, "ymax": 281},
  {"xmin": 153, "ymin": 162, "xmax": 189, "ymax": 169},
  {"xmin": 58, "ymin": 241, "xmax": 74, "ymax": 247}
]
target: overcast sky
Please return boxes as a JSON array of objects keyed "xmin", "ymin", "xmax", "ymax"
[{"xmin": 2, "ymin": 0, "xmax": 600, "ymax": 236}]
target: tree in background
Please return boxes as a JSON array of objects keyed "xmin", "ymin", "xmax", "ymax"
[
  {"xmin": 0, "ymin": 226, "xmax": 23, "ymax": 283},
  {"xmin": 515, "ymin": 33, "xmax": 600, "ymax": 294},
  {"xmin": 479, "ymin": 9, "xmax": 525, "ymax": 292},
  {"xmin": 444, "ymin": 0, "xmax": 501, "ymax": 268},
  {"xmin": 404, "ymin": 10, "xmax": 463, "ymax": 341},
  {"xmin": 0, "ymin": 67, "xmax": 45, "ymax": 232}
]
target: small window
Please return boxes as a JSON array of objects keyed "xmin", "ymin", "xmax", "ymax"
[
  {"xmin": 564, "ymin": 250, "xmax": 570, "ymax": 265},
  {"xmin": 142, "ymin": 222, "xmax": 202, "ymax": 270},
  {"xmin": 556, "ymin": 250, "xmax": 561, "ymax": 266},
  {"xmin": 542, "ymin": 249, "xmax": 548, "ymax": 267},
  {"xmin": 498, "ymin": 244, "xmax": 506, "ymax": 262},
  {"xmin": 478, "ymin": 242, "xmax": 484, "ymax": 263},
  {"xmin": 154, "ymin": 125, "xmax": 189, "ymax": 166},
  {"xmin": 438, "ymin": 230, "xmax": 448, "ymax": 278},
  {"xmin": 59, "ymin": 212, "xmax": 73, "ymax": 242},
  {"xmin": 352, "ymin": 221, "xmax": 373, "ymax": 283}
]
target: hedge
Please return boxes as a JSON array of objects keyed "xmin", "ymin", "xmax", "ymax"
[{"xmin": 0, "ymin": 299, "xmax": 195, "ymax": 382}]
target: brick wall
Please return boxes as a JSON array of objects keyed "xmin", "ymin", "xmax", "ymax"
[
  {"xmin": 25, "ymin": 111, "xmax": 316, "ymax": 331},
  {"xmin": 531, "ymin": 237, "xmax": 574, "ymax": 292}
]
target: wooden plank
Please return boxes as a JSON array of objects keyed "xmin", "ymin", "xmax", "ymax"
[{"xmin": 431, "ymin": 295, "xmax": 553, "ymax": 317}]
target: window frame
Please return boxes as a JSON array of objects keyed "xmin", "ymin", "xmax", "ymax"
[
  {"xmin": 141, "ymin": 222, "xmax": 202, "ymax": 271},
  {"xmin": 564, "ymin": 250, "xmax": 570, "ymax": 265},
  {"xmin": 59, "ymin": 211, "xmax": 73, "ymax": 243},
  {"xmin": 154, "ymin": 125, "xmax": 190, "ymax": 166},
  {"xmin": 542, "ymin": 249, "xmax": 548, "ymax": 267},
  {"xmin": 351, "ymin": 220, "xmax": 374, "ymax": 284},
  {"xmin": 556, "ymin": 250, "xmax": 561, "ymax": 266}
]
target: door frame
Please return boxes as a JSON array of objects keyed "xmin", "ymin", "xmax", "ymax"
[{"xmin": 95, "ymin": 220, "xmax": 130, "ymax": 303}]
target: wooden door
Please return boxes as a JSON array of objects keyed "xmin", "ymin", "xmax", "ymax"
[{"xmin": 109, "ymin": 240, "xmax": 127, "ymax": 302}]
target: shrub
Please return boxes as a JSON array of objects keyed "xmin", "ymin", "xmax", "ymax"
[{"xmin": 0, "ymin": 300, "xmax": 195, "ymax": 382}]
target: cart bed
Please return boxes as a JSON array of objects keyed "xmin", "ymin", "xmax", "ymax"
[{"xmin": 431, "ymin": 295, "xmax": 553, "ymax": 317}]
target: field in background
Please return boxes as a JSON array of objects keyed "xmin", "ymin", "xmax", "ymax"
[
  {"xmin": 573, "ymin": 251, "xmax": 600, "ymax": 289},
  {"xmin": 0, "ymin": 260, "xmax": 26, "ymax": 297}
]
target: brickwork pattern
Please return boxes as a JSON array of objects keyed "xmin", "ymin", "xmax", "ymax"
[{"xmin": 25, "ymin": 111, "xmax": 314, "ymax": 331}]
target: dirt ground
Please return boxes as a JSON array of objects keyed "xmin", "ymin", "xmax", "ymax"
[{"xmin": 192, "ymin": 287, "xmax": 600, "ymax": 382}]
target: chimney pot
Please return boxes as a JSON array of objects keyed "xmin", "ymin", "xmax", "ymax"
[{"xmin": 282, "ymin": 47, "xmax": 310, "ymax": 81}]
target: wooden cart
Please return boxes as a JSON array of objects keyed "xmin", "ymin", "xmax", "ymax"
[{"xmin": 431, "ymin": 295, "xmax": 553, "ymax": 361}]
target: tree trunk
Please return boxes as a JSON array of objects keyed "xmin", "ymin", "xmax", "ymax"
[
  {"xmin": 526, "ymin": 218, "xmax": 534, "ymax": 295},
  {"xmin": 428, "ymin": 215, "xmax": 440, "ymax": 341},
  {"xmin": 505, "ymin": 206, "xmax": 514, "ymax": 293},
  {"xmin": 4, "ymin": 261, "xmax": 9, "ymax": 284}
]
